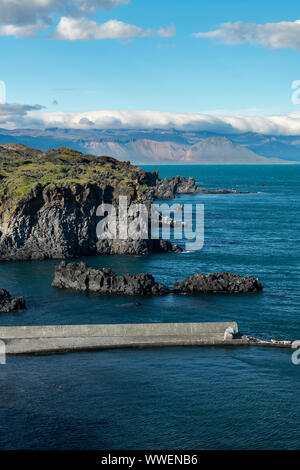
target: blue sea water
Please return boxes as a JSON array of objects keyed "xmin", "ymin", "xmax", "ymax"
[{"xmin": 0, "ymin": 164, "xmax": 299, "ymax": 449}]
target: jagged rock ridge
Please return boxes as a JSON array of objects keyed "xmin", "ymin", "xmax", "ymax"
[
  {"xmin": 53, "ymin": 263, "xmax": 263, "ymax": 296},
  {"xmin": 0, "ymin": 289, "xmax": 26, "ymax": 313},
  {"xmin": 173, "ymin": 272, "xmax": 263, "ymax": 294},
  {"xmin": 52, "ymin": 262, "xmax": 170, "ymax": 296}
]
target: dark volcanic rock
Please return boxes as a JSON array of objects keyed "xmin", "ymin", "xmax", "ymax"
[
  {"xmin": 52, "ymin": 262, "xmax": 170, "ymax": 296},
  {"xmin": 153, "ymin": 176, "xmax": 249, "ymax": 199},
  {"xmin": 154, "ymin": 176, "xmax": 199, "ymax": 199},
  {"xmin": 173, "ymin": 272, "xmax": 263, "ymax": 294},
  {"xmin": 0, "ymin": 289, "xmax": 26, "ymax": 312},
  {"xmin": 96, "ymin": 238, "xmax": 182, "ymax": 255},
  {"xmin": 0, "ymin": 146, "xmax": 182, "ymax": 261},
  {"xmin": 0, "ymin": 144, "xmax": 247, "ymax": 262}
]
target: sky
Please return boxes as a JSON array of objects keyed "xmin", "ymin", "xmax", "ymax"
[{"xmin": 1, "ymin": 0, "xmax": 300, "ymax": 133}]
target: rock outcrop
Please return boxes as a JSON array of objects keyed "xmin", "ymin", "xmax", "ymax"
[
  {"xmin": 154, "ymin": 175, "xmax": 249, "ymax": 199},
  {"xmin": 53, "ymin": 264, "xmax": 263, "ymax": 297},
  {"xmin": 0, "ymin": 145, "xmax": 182, "ymax": 261},
  {"xmin": 0, "ymin": 289, "xmax": 26, "ymax": 312},
  {"xmin": 96, "ymin": 239, "xmax": 182, "ymax": 255},
  {"xmin": 173, "ymin": 272, "xmax": 263, "ymax": 294},
  {"xmin": 0, "ymin": 144, "xmax": 248, "ymax": 262},
  {"xmin": 154, "ymin": 176, "xmax": 202, "ymax": 199},
  {"xmin": 52, "ymin": 261, "xmax": 170, "ymax": 296}
]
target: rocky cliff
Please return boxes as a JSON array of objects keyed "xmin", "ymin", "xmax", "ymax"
[
  {"xmin": 0, "ymin": 143, "xmax": 250, "ymax": 261},
  {"xmin": 0, "ymin": 144, "xmax": 202, "ymax": 261}
]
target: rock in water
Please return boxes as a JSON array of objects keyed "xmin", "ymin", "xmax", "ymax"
[
  {"xmin": 52, "ymin": 262, "xmax": 170, "ymax": 296},
  {"xmin": 0, "ymin": 289, "xmax": 26, "ymax": 312},
  {"xmin": 153, "ymin": 175, "xmax": 250, "ymax": 199},
  {"xmin": 173, "ymin": 272, "xmax": 263, "ymax": 294},
  {"xmin": 0, "ymin": 145, "xmax": 182, "ymax": 261}
]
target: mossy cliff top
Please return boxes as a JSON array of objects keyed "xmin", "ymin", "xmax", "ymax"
[{"xmin": 0, "ymin": 143, "xmax": 155, "ymax": 204}]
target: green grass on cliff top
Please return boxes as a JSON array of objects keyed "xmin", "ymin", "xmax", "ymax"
[{"xmin": 0, "ymin": 144, "xmax": 148, "ymax": 203}]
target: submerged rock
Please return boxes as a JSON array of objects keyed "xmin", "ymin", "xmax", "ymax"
[
  {"xmin": 52, "ymin": 262, "xmax": 170, "ymax": 296},
  {"xmin": 173, "ymin": 272, "xmax": 263, "ymax": 294},
  {"xmin": 0, "ymin": 289, "xmax": 26, "ymax": 313}
]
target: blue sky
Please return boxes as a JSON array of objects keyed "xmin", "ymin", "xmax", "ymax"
[{"xmin": 1, "ymin": 0, "xmax": 300, "ymax": 133}]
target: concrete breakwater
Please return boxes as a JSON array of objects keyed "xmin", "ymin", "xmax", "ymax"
[{"xmin": 0, "ymin": 322, "xmax": 292, "ymax": 355}]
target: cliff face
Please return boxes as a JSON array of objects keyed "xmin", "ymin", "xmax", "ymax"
[{"xmin": 0, "ymin": 144, "xmax": 186, "ymax": 261}]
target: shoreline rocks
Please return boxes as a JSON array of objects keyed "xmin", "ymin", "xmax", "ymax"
[
  {"xmin": 96, "ymin": 239, "xmax": 182, "ymax": 256},
  {"xmin": 0, "ymin": 289, "xmax": 26, "ymax": 313},
  {"xmin": 0, "ymin": 146, "xmax": 188, "ymax": 261},
  {"xmin": 0, "ymin": 145, "xmax": 251, "ymax": 262},
  {"xmin": 173, "ymin": 272, "xmax": 263, "ymax": 294},
  {"xmin": 52, "ymin": 262, "xmax": 170, "ymax": 296},
  {"xmin": 53, "ymin": 263, "xmax": 263, "ymax": 297},
  {"xmin": 154, "ymin": 176, "xmax": 250, "ymax": 199}
]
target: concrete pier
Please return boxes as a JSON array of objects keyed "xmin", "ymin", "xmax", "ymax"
[{"xmin": 0, "ymin": 322, "xmax": 291, "ymax": 355}]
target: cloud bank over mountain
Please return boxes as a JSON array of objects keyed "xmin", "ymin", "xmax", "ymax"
[{"xmin": 3, "ymin": 105, "xmax": 300, "ymax": 136}]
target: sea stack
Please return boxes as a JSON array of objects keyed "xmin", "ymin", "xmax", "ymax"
[
  {"xmin": 0, "ymin": 289, "xmax": 26, "ymax": 313},
  {"xmin": 52, "ymin": 262, "xmax": 170, "ymax": 296},
  {"xmin": 173, "ymin": 272, "xmax": 263, "ymax": 294}
]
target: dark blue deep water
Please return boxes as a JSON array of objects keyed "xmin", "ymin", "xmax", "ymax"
[{"xmin": 0, "ymin": 165, "xmax": 299, "ymax": 449}]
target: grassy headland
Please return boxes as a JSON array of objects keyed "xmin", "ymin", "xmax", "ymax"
[{"xmin": 0, "ymin": 143, "xmax": 150, "ymax": 204}]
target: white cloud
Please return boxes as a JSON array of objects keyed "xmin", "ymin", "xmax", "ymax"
[
  {"xmin": 0, "ymin": 0, "xmax": 173, "ymax": 40},
  {"xmin": 0, "ymin": 21, "xmax": 46, "ymax": 37},
  {"xmin": 73, "ymin": 0, "xmax": 131, "ymax": 14},
  {"xmin": 0, "ymin": 0, "xmax": 129, "ymax": 27},
  {"xmin": 0, "ymin": 107, "xmax": 298, "ymax": 136},
  {"xmin": 4, "ymin": 102, "xmax": 300, "ymax": 136},
  {"xmin": 194, "ymin": 19, "xmax": 300, "ymax": 50},
  {"xmin": 54, "ymin": 17, "xmax": 175, "ymax": 40},
  {"xmin": 0, "ymin": 103, "xmax": 45, "ymax": 128}
]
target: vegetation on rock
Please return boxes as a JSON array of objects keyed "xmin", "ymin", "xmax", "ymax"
[{"xmin": 0, "ymin": 143, "xmax": 151, "ymax": 205}]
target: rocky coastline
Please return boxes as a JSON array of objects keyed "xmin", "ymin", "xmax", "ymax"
[
  {"xmin": 52, "ymin": 262, "xmax": 263, "ymax": 296},
  {"xmin": 0, "ymin": 144, "xmax": 249, "ymax": 262},
  {"xmin": 153, "ymin": 175, "xmax": 250, "ymax": 199}
]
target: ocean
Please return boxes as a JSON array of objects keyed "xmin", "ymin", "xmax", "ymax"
[{"xmin": 0, "ymin": 164, "xmax": 299, "ymax": 449}]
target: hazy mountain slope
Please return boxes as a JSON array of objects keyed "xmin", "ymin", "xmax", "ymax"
[
  {"xmin": 84, "ymin": 137, "xmax": 292, "ymax": 164},
  {"xmin": 0, "ymin": 128, "xmax": 298, "ymax": 164}
]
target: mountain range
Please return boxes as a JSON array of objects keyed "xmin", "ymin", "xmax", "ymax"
[{"xmin": 0, "ymin": 128, "xmax": 299, "ymax": 164}]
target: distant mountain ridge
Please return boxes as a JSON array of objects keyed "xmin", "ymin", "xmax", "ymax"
[{"xmin": 0, "ymin": 128, "xmax": 299, "ymax": 164}]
